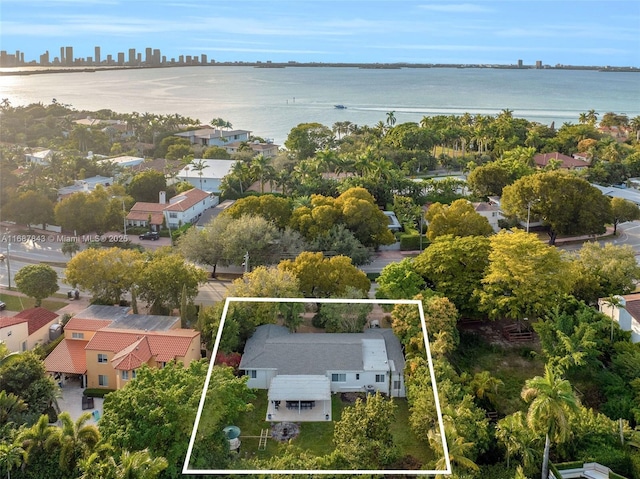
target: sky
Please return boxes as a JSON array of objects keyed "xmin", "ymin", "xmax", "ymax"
[{"xmin": 1, "ymin": 0, "xmax": 639, "ymax": 67}]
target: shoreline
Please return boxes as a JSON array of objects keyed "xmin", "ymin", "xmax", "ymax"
[{"xmin": 2, "ymin": 62, "xmax": 639, "ymax": 76}]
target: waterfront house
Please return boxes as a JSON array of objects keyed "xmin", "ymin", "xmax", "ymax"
[{"xmin": 175, "ymin": 127, "xmax": 251, "ymax": 147}]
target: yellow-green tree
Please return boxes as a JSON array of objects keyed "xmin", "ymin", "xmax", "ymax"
[
  {"xmin": 477, "ymin": 229, "xmax": 572, "ymax": 320},
  {"xmin": 610, "ymin": 197, "xmax": 640, "ymax": 235},
  {"xmin": 278, "ymin": 251, "xmax": 370, "ymax": 298},
  {"xmin": 425, "ymin": 199, "xmax": 493, "ymax": 241}
]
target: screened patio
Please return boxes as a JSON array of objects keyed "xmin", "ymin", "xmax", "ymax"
[{"xmin": 266, "ymin": 375, "xmax": 332, "ymax": 422}]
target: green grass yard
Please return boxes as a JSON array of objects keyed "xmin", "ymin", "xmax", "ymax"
[{"xmin": 0, "ymin": 293, "xmax": 67, "ymax": 312}]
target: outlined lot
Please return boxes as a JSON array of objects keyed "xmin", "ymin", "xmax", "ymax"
[{"xmin": 184, "ymin": 297, "xmax": 451, "ymax": 476}]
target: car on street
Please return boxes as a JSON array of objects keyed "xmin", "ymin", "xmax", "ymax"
[
  {"xmin": 0, "ymin": 301, "xmax": 6, "ymax": 310},
  {"xmin": 139, "ymin": 231, "xmax": 159, "ymax": 240}
]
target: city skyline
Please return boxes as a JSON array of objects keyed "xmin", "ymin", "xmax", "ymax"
[{"xmin": 1, "ymin": 1, "xmax": 639, "ymax": 68}]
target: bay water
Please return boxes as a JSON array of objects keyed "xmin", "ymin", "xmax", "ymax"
[{"xmin": 1, "ymin": 66, "xmax": 638, "ymax": 144}]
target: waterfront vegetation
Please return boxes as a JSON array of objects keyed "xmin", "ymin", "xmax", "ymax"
[{"xmin": 0, "ymin": 101, "xmax": 640, "ymax": 478}]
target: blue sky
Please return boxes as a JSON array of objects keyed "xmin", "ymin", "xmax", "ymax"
[{"xmin": 1, "ymin": 0, "xmax": 639, "ymax": 67}]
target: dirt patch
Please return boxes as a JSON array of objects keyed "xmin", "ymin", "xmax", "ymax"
[
  {"xmin": 270, "ymin": 422, "xmax": 300, "ymax": 441},
  {"xmin": 458, "ymin": 317, "xmax": 539, "ymax": 349}
]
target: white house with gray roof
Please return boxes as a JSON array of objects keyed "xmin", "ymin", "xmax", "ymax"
[{"xmin": 239, "ymin": 324, "xmax": 406, "ymax": 422}]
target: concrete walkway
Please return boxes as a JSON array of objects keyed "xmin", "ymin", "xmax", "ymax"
[{"xmin": 55, "ymin": 378, "xmax": 104, "ymax": 425}]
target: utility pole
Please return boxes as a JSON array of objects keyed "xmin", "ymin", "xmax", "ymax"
[{"xmin": 6, "ymin": 243, "xmax": 11, "ymax": 290}]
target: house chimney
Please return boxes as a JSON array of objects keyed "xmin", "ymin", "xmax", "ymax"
[{"xmin": 159, "ymin": 191, "xmax": 166, "ymax": 204}]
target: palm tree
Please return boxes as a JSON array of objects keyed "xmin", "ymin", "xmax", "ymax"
[
  {"xmin": 250, "ymin": 154, "xmax": 274, "ymax": 193},
  {"xmin": 586, "ymin": 109, "xmax": 599, "ymax": 126},
  {"xmin": 386, "ymin": 110, "xmax": 397, "ymax": 128},
  {"xmin": 495, "ymin": 411, "xmax": 538, "ymax": 470},
  {"xmin": 17, "ymin": 414, "xmax": 59, "ymax": 463},
  {"xmin": 0, "ymin": 443, "xmax": 26, "ymax": 479},
  {"xmin": 470, "ymin": 371, "xmax": 504, "ymax": 410},
  {"xmin": 0, "ymin": 391, "xmax": 26, "ymax": 429},
  {"xmin": 521, "ymin": 366, "xmax": 579, "ymax": 479},
  {"xmin": 114, "ymin": 449, "xmax": 168, "ymax": 479},
  {"xmin": 55, "ymin": 412, "xmax": 101, "ymax": 473},
  {"xmin": 190, "ymin": 159, "xmax": 207, "ymax": 190},
  {"xmin": 428, "ymin": 423, "xmax": 479, "ymax": 477}
]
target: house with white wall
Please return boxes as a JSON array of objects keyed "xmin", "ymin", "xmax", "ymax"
[
  {"xmin": 175, "ymin": 159, "xmax": 236, "ymax": 193},
  {"xmin": 25, "ymin": 148, "xmax": 53, "ymax": 165},
  {"xmin": 598, "ymin": 294, "xmax": 640, "ymax": 343},
  {"xmin": 126, "ymin": 188, "xmax": 217, "ymax": 230},
  {"xmin": 473, "ymin": 202, "xmax": 504, "ymax": 232},
  {"xmin": 239, "ymin": 324, "xmax": 406, "ymax": 422},
  {"xmin": 175, "ymin": 128, "xmax": 251, "ymax": 147}
]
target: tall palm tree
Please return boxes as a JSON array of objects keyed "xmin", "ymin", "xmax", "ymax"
[
  {"xmin": 495, "ymin": 411, "xmax": 538, "ymax": 470},
  {"xmin": 55, "ymin": 412, "xmax": 101, "ymax": 473},
  {"xmin": 190, "ymin": 159, "xmax": 207, "ymax": 190},
  {"xmin": 250, "ymin": 154, "xmax": 274, "ymax": 193},
  {"xmin": 0, "ymin": 443, "xmax": 26, "ymax": 479},
  {"xmin": 386, "ymin": 110, "xmax": 397, "ymax": 128},
  {"xmin": 521, "ymin": 366, "xmax": 579, "ymax": 479}
]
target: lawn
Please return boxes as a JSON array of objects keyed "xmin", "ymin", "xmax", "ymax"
[
  {"xmin": 450, "ymin": 331, "xmax": 545, "ymax": 415},
  {"xmin": 391, "ymin": 398, "xmax": 434, "ymax": 464},
  {"xmin": 0, "ymin": 293, "xmax": 67, "ymax": 312}
]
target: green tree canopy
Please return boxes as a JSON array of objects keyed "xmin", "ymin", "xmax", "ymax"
[
  {"xmin": 466, "ymin": 162, "xmax": 512, "ymax": 197},
  {"xmin": 126, "ymin": 170, "xmax": 167, "ymax": 203},
  {"xmin": 610, "ymin": 197, "xmax": 640, "ymax": 235},
  {"xmin": 375, "ymin": 258, "xmax": 426, "ymax": 300},
  {"xmin": 14, "ymin": 264, "xmax": 59, "ymax": 307},
  {"xmin": 477, "ymin": 229, "xmax": 572, "ymax": 320},
  {"xmin": 501, "ymin": 170, "xmax": 612, "ymax": 245},
  {"xmin": 1, "ymin": 190, "xmax": 54, "ymax": 228},
  {"xmin": 414, "ymin": 235, "xmax": 491, "ymax": 317},
  {"xmin": 285, "ymin": 122, "xmax": 334, "ymax": 160}
]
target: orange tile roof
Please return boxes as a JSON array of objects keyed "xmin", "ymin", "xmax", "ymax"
[
  {"xmin": 13, "ymin": 307, "xmax": 59, "ymax": 335},
  {"xmin": 86, "ymin": 329, "xmax": 199, "ymax": 364},
  {"xmin": 164, "ymin": 188, "xmax": 210, "ymax": 212},
  {"xmin": 111, "ymin": 337, "xmax": 152, "ymax": 370},
  {"xmin": 0, "ymin": 315, "xmax": 27, "ymax": 329},
  {"xmin": 44, "ymin": 339, "xmax": 88, "ymax": 374},
  {"xmin": 65, "ymin": 317, "xmax": 112, "ymax": 331}
]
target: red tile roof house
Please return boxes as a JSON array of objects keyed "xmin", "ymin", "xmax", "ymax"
[
  {"xmin": 45, "ymin": 305, "xmax": 201, "ymax": 389},
  {"xmin": 126, "ymin": 188, "xmax": 217, "ymax": 231},
  {"xmin": 534, "ymin": 152, "xmax": 591, "ymax": 170},
  {"xmin": 0, "ymin": 307, "xmax": 59, "ymax": 353}
]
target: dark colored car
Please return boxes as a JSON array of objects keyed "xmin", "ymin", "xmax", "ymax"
[{"xmin": 139, "ymin": 231, "xmax": 159, "ymax": 240}]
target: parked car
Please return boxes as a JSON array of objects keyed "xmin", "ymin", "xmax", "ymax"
[
  {"xmin": 139, "ymin": 231, "xmax": 159, "ymax": 240},
  {"xmin": 0, "ymin": 253, "xmax": 5, "ymax": 261},
  {"xmin": 0, "ymin": 301, "xmax": 6, "ymax": 310}
]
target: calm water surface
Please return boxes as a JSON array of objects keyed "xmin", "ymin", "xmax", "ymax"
[{"xmin": 1, "ymin": 67, "xmax": 638, "ymax": 144}]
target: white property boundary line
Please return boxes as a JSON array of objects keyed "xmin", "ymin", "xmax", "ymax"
[{"xmin": 183, "ymin": 297, "xmax": 451, "ymax": 476}]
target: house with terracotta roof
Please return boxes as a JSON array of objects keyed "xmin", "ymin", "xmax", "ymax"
[
  {"xmin": 533, "ymin": 152, "xmax": 590, "ymax": 170},
  {"xmin": 126, "ymin": 188, "xmax": 217, "ymax": 231},
  {"xmin": 598, "ymin": 294, "xmax": 640, "ymax": 343},
  {"xmin": 0, "ymin": 307, "xmax": 59, "ymax": 353},
  {"xmin": 44, "ymin": 305, "xmax": 201, "ymax": 389}
]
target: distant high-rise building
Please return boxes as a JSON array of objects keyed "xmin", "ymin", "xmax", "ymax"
[
  {"xmin": 136, "ymin": 53, "xmax": 142, "ymax": 64},
  {"xmin": 65, "ymin": 46, "xmax": 73, "ymax": 66},
  {"xmin": 517, "ymin": 59, "xmax": 523, "ymax": 68},
  {"xmin": 153, "ymin": 49, "xmax": 160, "ymax": 65},
  {"xmin": 40, "ymin": 51, "xmax": 50, "ymax": 65},
  {"xmin": 60, "ymin": 46, "xmax": 65, "ymax": 64},
  {"xmin": 178, "ymin": 55, "xmax": 184, "ymax": 64},
  {"xmin": 201, "ymin": 53, "xmax": 207, "ymax": 64},
  {"xmin": 106, "ymin": 54, "xmax": 113, "ymax": 65},
  {"xmin": 94, "ymin": 46, "xmax": 101, "ymax": 65},
  {"xmin": 145, "ymin": 47, "xmax": 152, "ymax": 64},
  {"xmin": 117, "ymin": 52, "xmax": 125, "ymax": 65},
  {"xmin": 536, "ymin": 60, "xmax": 542, "ymax": 69},
  {"xmin": 128, "ymin": 48, "xmax": 136, "ymax": 65}
]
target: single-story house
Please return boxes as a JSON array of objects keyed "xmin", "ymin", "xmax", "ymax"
[
  {"xmin": 175, "ymin": 159, "xmax": 237, "ymax": 193},
  {"xmin": 0, "ymin": 307, "xmax": 59, "ymax": 353},
  {"xmin": 534, "ymin": 152, "xmax": 590, "ymax": 170},
  {"xmin": 126, "ymin": 188, "xmax": 217, "ymax": 230},
  {"xmin": 25, "ymin": 148, "xmax": 53, "ymax": 165},
  {"xmin": 98, "ymin": 155, "xmax": 144, "ymax": 168},
  {"xmin": 45, "ymin": 305, "xmax": 201, "ymax": 389},
  {"xmin": 591, "ymin": 184, "xmax": 640, "ymax": 206},
  {"xmin": 175, "ymin": 127, "xmax": 251, "ymax": 147},
  {"xmin": 239, "ymin": 324, "xmax": 406, "ymax": 422},
  {"xmin": 57, "ymin": 176, "xmax": 114, "ymax": 200},
  {"xmin": 598, "ymin": 294, "xmax": 640, "ymax": 343}
]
